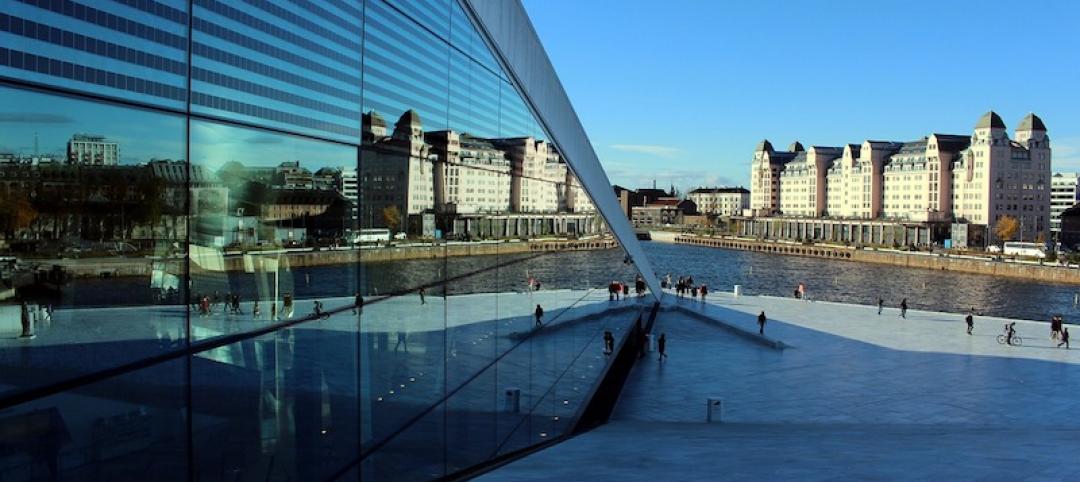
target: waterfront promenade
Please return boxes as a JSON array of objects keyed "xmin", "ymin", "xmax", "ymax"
[{"xmin": 482, "ymin": 292, "xmax": 1080, "ymax": 481}]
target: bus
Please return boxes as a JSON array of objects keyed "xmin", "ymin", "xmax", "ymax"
[
  {"xmin": 1002, "ymin": 241, "xmax": 1048, "ymax": 259},
  {"xmin": 354, "ymin": 228, "xmax": 391, "ymax": 244}
]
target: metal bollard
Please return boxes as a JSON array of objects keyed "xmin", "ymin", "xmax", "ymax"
[
  {"xmin": 706, "ymin": 398, "xmax": 723, "ymax": 423},
  {"xmin": 733, "ymin": 285, "xmax": 743, "ymax": 297},
  {"xmin": 504, "ymin": 388, "xmax": 521, "ymax": 413}
]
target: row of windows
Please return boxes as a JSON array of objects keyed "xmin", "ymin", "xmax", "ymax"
[
  {"xmin": 19, "ymin": 0, "xmax": 187, "ymax": 49},
  {"xmin": 193, "ymin": 67, "xmax": 357, "ymax": 122},
  {"xmin": 1, "ymin": 47, "xmax": 186, "ymax": 100},
  {"xmin": 2, "ymin": 13, "xmax": 186, "ymax": 76}
]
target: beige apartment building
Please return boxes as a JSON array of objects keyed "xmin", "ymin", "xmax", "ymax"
[
  {"xmin": 688, "ymin": 187, "xmax": 750, "ymax": 216},
  {"xmin": 751, "ymin": 111, "xmax": 1052, "ymax": 243}
]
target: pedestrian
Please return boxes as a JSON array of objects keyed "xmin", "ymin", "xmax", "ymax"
[
  {"xmin": 636, "ymin": 277, "xmax": 646, "ymax": 297},
  {"xmin": 793, "ymin": 287, "xmax": 800, "ymax": 299},
  {"xmin": 798, "ymin": 282, "xmax": 807, "ymax": 301},
  {"xmin": 657, "ymin": 333, "xmax": 667, "ymax": 361},
  {"xmin": 271, "ymin": 302, "xmax": 278, "ymax": 321},
  {"xmin": 1051, "ymin": 315, "xmax": 1061, "ymax": 340},
  {"xmin": 691, "ymin": 286, "xmax": 698, "ymax": 298},
  {"xmin": 609, "ymin": 281, "xmax": 617, "ymax": 301},
  {"xmin": 534, "ymin": 304, "xmax": 544, "ymax": 327},
  {"xmin": 900, "ymin": 298, "xmax": 908, "ymax": 319},
  {"xmin": 757, "ymin": 311, "xmax": 767, "ymax": 335},
  {"xmin": 877, "ymin": 297, "xmax": 884, "ymax": 315},
  {"xmin": 395, "ymin": 330, "xmax": 408, "ymax": 352},
  {"xmin": 19, "ymin": 301, "xmax": 32, "ymax": 338},
  {"xmin": 603, "ymin": 331, "xmax": 614, "ymax": 354},
  {"xmin": 353, "ymin": 291, "xmax": 364, "ymax": 315},
  {"xmin": 965, "ymin": 313, "xmax": 974, "ymax": 335},
  {"xmin": 700, "ymin": 284, "xmax": 708, "ymax": 301},
  {"xmin": 253, "ymin": 302, "xmax": 261, "ymax": 319},
  {"xmin": 419, "ymin": 287, "xmax": 426, "ymax": 305},
  {"xmin": 1059, "ymin": 327, "xmax": 1070, "ymax": 349},
  {"xmin": 622, "ymin": 282, "xmax": 630, "ymax": 299},
  {"xmin": 534, "ymin": 279, "xmax": 542, "ymax": 291}
]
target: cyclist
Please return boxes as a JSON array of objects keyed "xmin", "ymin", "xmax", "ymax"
[
  {"xmin": 1005, "ymin": 322, "xmax": 1017, "ymax": 346},
  {"xmin": 313, "ymin": 300, "xmax": 324, "ymax": 318}
]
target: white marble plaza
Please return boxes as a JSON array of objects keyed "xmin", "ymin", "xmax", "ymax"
[{"xmin": 482, "ymin": 291, "xmax": 1080, "ymax": 481}]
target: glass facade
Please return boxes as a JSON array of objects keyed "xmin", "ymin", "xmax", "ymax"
[{"xmin": 0, "ymin": 1, "xmax": 650, "ymax": 481}]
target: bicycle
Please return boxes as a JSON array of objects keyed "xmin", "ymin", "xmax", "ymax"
[{"xmin": 996, "ymin": 333, "xmax": 1023, "ymax": 346}]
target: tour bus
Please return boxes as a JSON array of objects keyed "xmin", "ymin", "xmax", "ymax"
[
  {"xmin": 354, "ymin": 228, "xmax": 391, "ymax": 244},
  {"xmin": 1002, "ymin": 241, "xmax": 1048, "ymax": 259}
]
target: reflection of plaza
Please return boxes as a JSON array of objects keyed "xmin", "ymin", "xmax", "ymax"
[{"xmin": 0, "ymin": 290, "xmax": 640, "ymax": 480}]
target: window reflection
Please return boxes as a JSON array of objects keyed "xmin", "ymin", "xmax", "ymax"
[
  {"xmin": 0, "ymin": 85, "xmax": 185, "ymax": 398},
  {"xmin": 188, "ymin": 121, "xmax": 358, "ymax": 340}
]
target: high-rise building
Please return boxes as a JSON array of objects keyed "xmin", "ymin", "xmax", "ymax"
[
  {"xmin": 1050, "ymin": 173, "xmax": 1079, "ymax": 235},
  {"xmin": 67, "ymin": 134, "xmax": 119, "ymax": 165},
  {"xmin": 0, "ymin": 2, "xmax": 657, "ymax": 481}
]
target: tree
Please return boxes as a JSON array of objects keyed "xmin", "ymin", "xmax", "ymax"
[
  {"xmin": 995, "ymin": 215, "xmax": 1020, "ymax": 243},
  {"xmin": 382, "ymin": 205, "xmax": 401, "ymax": 235}
]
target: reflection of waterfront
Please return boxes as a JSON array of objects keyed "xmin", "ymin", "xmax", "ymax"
[
  {"xmin": 646, "ymin": 241, "xmax": 1080, "ymax": 322},
  {"xmin": 54, "ymin": 248, "xmax": 634, "ymax": 308}
]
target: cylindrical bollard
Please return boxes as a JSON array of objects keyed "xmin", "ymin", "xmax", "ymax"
[
  {"xmin": 733, "ymin": 285, "xmax": 743, "ymax": 297},
  {"xmin": 706, "ymin": 398, "xmax": 723, "ymax": 423},
  {"xmin": 504, "ymin": 387, "xmax": 521, "ymax": 413}
]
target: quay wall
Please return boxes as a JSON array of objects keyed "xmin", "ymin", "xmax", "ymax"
[
  {"xmin": 669, "ymin": 234, "xmax": 1080, "ymax": 285},
  {"xmin": 30, "ymin": 238, "xmax": 621, "ymax": 278}
]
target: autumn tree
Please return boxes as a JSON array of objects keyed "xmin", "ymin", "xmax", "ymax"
[
  {"xmin": 382, "ymin": 205, "xmax": 402, "ymax": 235},
  {"xmin": 995, "ymin": 215, "xmax": 1020, "ymax": 243}
]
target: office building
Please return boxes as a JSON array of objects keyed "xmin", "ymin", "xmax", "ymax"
[{"xmin": 1050, "ymin": 172, "xmax": 1079, "ymax": 235}]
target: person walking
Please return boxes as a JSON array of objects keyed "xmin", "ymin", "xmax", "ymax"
[
  {"xmin": 798, "ymin": 282, "xmax": 807, "ymax": 301},
  {"xmin": 657, "ymin": 333, "xmax": 667, "ymax": 362},
  {"xmin": 534, "ymin": 304, "xmax": 544, "ymax": 327},
  {"xmin": 965, "ymin": 313, "xmax": 974, "ymax": 335},
  {"xmin": 1051, "ymin": 315, "xmax": 1061, "ymax": 341},
  {"xmin": 877, "ymin": 297, "xmax": 884, "ymax": 315},
  {"xmin": 253, "ymin": 302, "xmax": 261, "ymax": 319},
  {"xmin": 353, "ymin": 291, "xmax": 364, "ymax": 315},
  {"xmin": 603, "ymin": 331, "xmax": 614, "ymax": 354},
  {"xmin": 900, "ymin": 298, "xmax": 908, "ymax": 319},
  {"xmin": 700, "ymin": 284, "xmax": 708, "ymax": 301},
  {"xmin": 691, "ymin": 286, "xmax": 698, "ymax": 298},
  {"xmin": 1059, "ymin": 327, "xmax": 1070, "ymax": 349},
  {"xmin": 757, "ymin": 311, "xmax": 767, "ymax": 335},
  {"xmin": 622, "ymin": 282, "xmax": 630, "ymax": 299},
  {"xmin": 419, "ymin": 287, "xmax": 426, "ymax": 305}
]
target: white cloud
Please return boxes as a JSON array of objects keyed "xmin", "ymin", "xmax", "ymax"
[{"xmin": 609, "ymin": 144, "xmax": 683, "ymax": 157}]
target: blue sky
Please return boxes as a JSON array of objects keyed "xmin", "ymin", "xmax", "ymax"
[{"xmin": 523, "ymin": 0, "xmax": 1080, "ymax": 192}]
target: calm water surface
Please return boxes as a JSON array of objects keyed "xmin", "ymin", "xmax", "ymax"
[{"xmin": 643, "ymin": 241, "xmax": 1080, "ymax": 322}]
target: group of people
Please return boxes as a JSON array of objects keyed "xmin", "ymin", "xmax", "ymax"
[
  {"xmin": 664, "ymin": 274, "xmax": 708, "ymax": 301},
  {"xmin": 607, "ymin": 276, "xmax": 649, "ymax": 301},
  {"xmin": 875, "ymin": 297, "xmax": 909, "ymax": 318},
  {"xmin": 1051, "ymin": 315, "xmax": 1070, "ymax": 349},
  {"xmin": 191, "ymin": 291, "xmax": 296, "ymax": 320},
  {"xmin": 17, "ymin": 301, "xmax": 52, "ymax": 338}
]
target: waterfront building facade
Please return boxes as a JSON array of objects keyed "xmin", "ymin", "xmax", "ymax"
[
  {"xmin": 751, "ymin": 112, "xmax": 1051, "ymax": 245},
  {"xmin": 688, "ymin": 187, "xmax": 750, "ymax": 216},
  {"xmin": 0, "ymin": 2, "xmax": 657, "ymax": 481},
  {"xmin": 1050, "ymin": 172, "xmax": 1079, "ymax": 235}
]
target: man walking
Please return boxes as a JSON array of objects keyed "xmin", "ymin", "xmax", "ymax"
[
  {"xmin": 877, "ymin": 297, "xmax": 884, "ymax": 315},
  {"xmin": 603, "ymin": 331, "xmax": 614, "ymax": 354},
  {"xmin": 757, "ymin": 311, "xmax": 767, "ymax": 335},
  {"xmin": 353, "ymin": 291, "xmax": 364, "ymax": 315},
  {"xmin": 900, "ymin": 298, "xmax": 908, "ymax": 319},
  {"xmin": 419, "ymin": 287, "xmax": 426, "ymax": 305},
  {"xmin": 657, "ymin": 333, "xmax": 667, "ymax": 362},
  {"xmin": 534, "ymin": 304, "xmax": 544, "ymax": 327},
  {"xmin": 1059, "ymin": 327, "xmax": 1070, "ymax": 349},
  {"xmin": 965, "ymin": 313, "xmax": 974, "ymax": 335}
]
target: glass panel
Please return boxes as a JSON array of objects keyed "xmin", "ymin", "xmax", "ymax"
[
  {"xmin": 191, "ymin": 323, "xmax": 358, "ymax": 481},
  {"xmin": 0, "ymin": 86, "xmax": 186, "ymax": 398},
  {"xmin": 0, "ymin": 0, "xmax": 190, "ymax": 109},
  {"xmin": 189, "ymin": 0, "xmax": 362, "ymax": 142},
  {"xmin": 0, "ymin": 359, "xmax": 187, "ymax": 481},
  {"xmin": 187, "ymin": 120, "xmax": 357, "ymax": 341}
]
